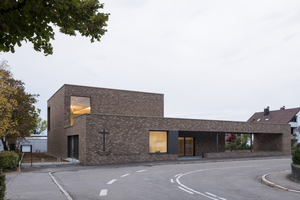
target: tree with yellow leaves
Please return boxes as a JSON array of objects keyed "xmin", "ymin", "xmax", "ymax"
[{"xmin": 0, "ymin": 60, "xmax": 39, "ymax": 151}]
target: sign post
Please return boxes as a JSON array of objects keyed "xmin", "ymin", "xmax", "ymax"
[{"xmin": 21, "ymin": 145, "xmax": 32, "ymax": 167}]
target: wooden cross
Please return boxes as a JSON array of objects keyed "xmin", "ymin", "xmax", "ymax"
[{"xmin": 99, "ymin": 129, "xmax": 109, "ymax": 151}]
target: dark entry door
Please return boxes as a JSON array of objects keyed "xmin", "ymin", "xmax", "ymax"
[
  {"xmin": 68, "ymin": 135, "xmax": 79, "ymax": 159},
  {"xmin": 178, "ymin": 137, "xmax": 194, "ymax": 156}
]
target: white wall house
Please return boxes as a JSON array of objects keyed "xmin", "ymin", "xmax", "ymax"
[
  {"xmin": 0, "ymin": 136, "xmax": 47, "ymax": 152},
  {"xmin": 290, "ymin": 111, "xmax": 300, "ymax": 145},
  {"xmin": 248, "ymin": 106, "xmax": 300, "ymax": 146}
]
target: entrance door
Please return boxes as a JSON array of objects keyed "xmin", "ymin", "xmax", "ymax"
[
  {"xmin": 178, "ymin": 137, "xmax": 194, "ymax": 156},
  {"xmin": 68, "ymin": 135, "xmax": 79, "ymax": 159}
]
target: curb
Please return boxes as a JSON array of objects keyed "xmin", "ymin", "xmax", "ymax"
[
  {"xmin": 49, "ymin": 171, "xmax": 73, "ymax": 200},
  {"xmin": 262, "ymin": 172, "xmax": 300, "ymax": 194}
]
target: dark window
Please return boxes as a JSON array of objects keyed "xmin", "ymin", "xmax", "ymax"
[
  {"xmin": 47, "ymin": 107, "xmax": 50, "ymax": 131},
  {"xmin": 290, "ymin": 116, "xmax": 297, "ymax": 122}
]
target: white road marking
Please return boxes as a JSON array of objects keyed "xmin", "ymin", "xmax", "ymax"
[
  {"xmin": 107, "ymin": 179, "xmax": 117, "ymax": 184},
  {"xmin": 170, "ymin": 179, "xmax": 174, "ymax": 183},
  {"xmin": 48, "ymin": 172, "xmax": 73, "ymax": 200},
  {"xmin": 137, "ymin": 170, "xmax": 146, "ymax": 173},
  {"xmin": 99, "ymin": 189, "xmax": 108, "ymax": 196},
  {"xmin": 206, "ymin": 192, "xmax": 217, "ymax": 197},
  {"xmin": 175, "ymin": 172, "xmax": 219, "ymax": 200},
  {"xmin": 174, "ymin": 173, "xmax": 182, "ymax": 177},
  {"xmin": 178, "ymin": 186, "xmax": 194, "ymax": 194},
  {"xmin": 218, "ymin": 197, "xmax": 227, "ymax": 200},
  {"xmin": 121, "ymin": 174, "xmax": 130, "ymax": 177}
]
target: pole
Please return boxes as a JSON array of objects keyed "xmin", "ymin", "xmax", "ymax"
[
  {"xmin": 250, "ymin": 133, "xmax": 253, "ymax": 152},
  {"xmin": 216, "ymin": 133, "xmax": 218, "ymax": 152},
  {"xmin": 235, "ymin": 134, "xmax": 237, "ymax": 152}
]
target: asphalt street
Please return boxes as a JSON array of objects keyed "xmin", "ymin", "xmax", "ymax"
[
  {"xmin": 5, "ymin": 157, "xmax": 300, "ymax": 200},
  {"xmin": 53, "ymin": 158, "xmax": 298, "ymax": 200}
]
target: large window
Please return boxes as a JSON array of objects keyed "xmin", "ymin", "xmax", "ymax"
[
  {"xmin": 149, "ymin": 131, "xmax": 167, "ymax": 153},
  {"xmin": 70, "ymin": 96, "xmax": 91, "ymax": 126}
]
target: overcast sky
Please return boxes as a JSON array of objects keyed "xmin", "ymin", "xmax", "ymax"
[{"xmin": 2, "ymin": 0, "xmax": 300, "ymax": 128}]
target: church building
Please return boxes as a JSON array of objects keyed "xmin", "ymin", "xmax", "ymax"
[{"xmin": 47, "ymin": 84, "xmax": 291, "ymax": 165}]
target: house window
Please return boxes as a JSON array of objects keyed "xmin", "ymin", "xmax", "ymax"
[
  {"xmin": 149, "ymin": 131, "xmax": 167, "ymax": 153},
  {"xmin": 70, "ymin": 96, "xmax": 91, "ymax": 126},
  {"xmin": 265, "ymin": 117, "xmax": 271, "ymax": 121},
  {"xmin": 257, "ymin": 118, "xmax": 261, "ymax": 122},
  {"xmin": 290, "ymin": 116, "xmax": 297, "ymax": 122}
]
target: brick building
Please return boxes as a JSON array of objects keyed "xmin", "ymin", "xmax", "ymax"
[{"xmin": 47, "ymin": 85, "xmax": 291, "ymax": 165}]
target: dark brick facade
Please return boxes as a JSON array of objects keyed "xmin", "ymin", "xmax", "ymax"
[{"xmin": 47, "ymin": 85, "xmax": 291, "ymax": 165}]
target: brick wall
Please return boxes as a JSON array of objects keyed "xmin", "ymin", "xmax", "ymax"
[
  {"xmin": 203, "ymin": 151, "xmax": 284, "ymax": 158},
  {"xmin": 72, "ymin": 114, "xmax": 291, "ymax": 165},
  {"xmin": 47, "ymin": 86, "xmax": 66, "ymax": 158},
  {"xmin": 63, "ymin": 84, "xmax": 164, "ymax": 127}
]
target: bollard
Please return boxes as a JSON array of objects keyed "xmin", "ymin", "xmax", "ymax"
[
  {"xmin": 57, "ymin": 158, "xmax": 61, "ymax": 166},
  {"xmin": 41, "ymin": 158, "xmax": 44, "ymax": 167}
]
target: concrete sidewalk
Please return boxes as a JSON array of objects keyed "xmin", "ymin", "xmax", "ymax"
[{"xmin": 263, "ymin": 170, "xmax": 300, "ymax": 193}]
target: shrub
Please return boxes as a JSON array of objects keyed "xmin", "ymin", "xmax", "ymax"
[
  {"xmin": 0, "ymin": 171, "xmax": 5, "ymax": 200},
  {"xmin": 297, "ymin": 143, "xmax": 300, "ymax": 149},
  {"xmin": 292, "ymin": 148, "xmax": 300, "ymax": 165},
  {"xmin": 0, "ymin": 151, "xmax": 19, "ymax": 172},
  {"xmin": 292, "ymin": 146, "xmax": 297, "ymax": 151}
]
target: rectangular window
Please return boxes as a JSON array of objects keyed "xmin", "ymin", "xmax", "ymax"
[
  {"xmin": 149, "ymin": 131, "xmax": 167, "ymax": 153},
  {"xmin": 70, "ymin": 96, "xmax": 91, "ymax": 126},
  {"xmin": 47, "ymin": 107, "xmax": 50, "ymax": 131}
]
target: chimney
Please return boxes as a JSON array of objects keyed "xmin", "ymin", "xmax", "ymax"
[
  {"xmin": 264, "ymin": 106, "xmax": 270, "ymax": 116},
  {"xmin": 280, "ymin": 106, "xmax": 285, "ymax": 110}
]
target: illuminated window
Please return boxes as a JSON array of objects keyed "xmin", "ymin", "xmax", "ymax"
[
  {"xmin": 149, "ymin": 131, "xmax": 167, "ymax": 153},
  {"xmin": 70, "ymin": 96, "xmax": 91, "ymax": 126}
]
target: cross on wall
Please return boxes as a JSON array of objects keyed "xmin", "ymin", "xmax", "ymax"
[{"xmin": 98, "ymin": 129, "xmax": 109, "ymax": 152}]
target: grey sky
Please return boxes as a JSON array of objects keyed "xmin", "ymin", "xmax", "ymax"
[{"xmin": 2, "ymin": 0, "xmax": 300, "ymax": 125}]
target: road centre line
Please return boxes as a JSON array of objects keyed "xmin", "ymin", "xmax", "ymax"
[
  {"xmin": 206, "ymin": 192, "xmax": 217, "ymax": 197},
  {"xmin": 121, "ymin": 173, "xmax": 130, "ymax": 177},
  {"xmin": 218, "ymin": 197, "xmax": 227, "ymax": 200},
  {"xmin": 99, "ymin": 189, "xmax": 108, "ymax": 196},
  {"xmin": 107, "ymin": 179, "xmax": 117, "ymax": 184},
  {"xmin": 137, "ymin": 170, "xmax": 146, "ymax": 173},
  {"xmin": 178, "ymin": 186, "xmax": 194, "ymax": 194}
]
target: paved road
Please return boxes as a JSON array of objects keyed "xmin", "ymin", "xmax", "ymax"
[{"xmin": 52, "ymin": 158, "xmax": 299, "ymax": 200}]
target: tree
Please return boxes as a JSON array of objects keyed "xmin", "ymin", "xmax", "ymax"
[
  {"xmin": 0, "ymin": 61, "xmax": 18, "ymax": 140},
  {"xmin": 0, "ymin": 60, "xmax": 39, "ymax": 151},
  {"xmin": 30, "ymin": 116, "xmax": 47, "ymax": 135},
  {"xmin": 0, "ymin": 0, "xmax": 109, "ymax": 55}
]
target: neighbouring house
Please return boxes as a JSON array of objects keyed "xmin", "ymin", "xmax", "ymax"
[
  {"xmin": 247, "ymin": 106, "xmax": 300, "ymax": 146},
  {"xmin": 47, "ymin": 84, "xmax": 291, "ymax": 165}
]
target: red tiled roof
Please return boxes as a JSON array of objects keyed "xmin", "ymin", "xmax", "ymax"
[{"xmin": 247, "ymin": 107, "xmax": 300, "ymax": 124}]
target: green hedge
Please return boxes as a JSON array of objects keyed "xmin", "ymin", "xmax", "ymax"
[
  {"xmin": 292, "ymin": 148, "xmax": 300, "ymax": 165},
  {"xmin": 0, "ymin": 151, "xmax": 19, "ymax": 172},
  {"xmin": 0, "ymin": 171, "xmax": 5, "ymax": 200}
]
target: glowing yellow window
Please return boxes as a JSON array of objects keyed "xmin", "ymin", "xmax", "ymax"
[
  {"xmin": 149, "ymin": 131, "xmax": 167, "ymax": 153},
  {"xmin": 70, "ymin": 96, "xmax": 91, "ymax": 126}
]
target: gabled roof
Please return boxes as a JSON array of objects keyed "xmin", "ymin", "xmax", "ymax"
[{"xmin": 247, "ymin": 107, "xmax": 300, "ymax": 124}]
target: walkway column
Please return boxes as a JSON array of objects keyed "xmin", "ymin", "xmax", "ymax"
[
  {"xmin": 235, "ymin": 134, "xmax": 237, "ymax": 152},
  {"xmin": 250, "ymin": 133, "xmax": 253, "ymax": 152},
  {"xmin": 216, "ymin": 133, "xmax": 218, "ymax": 152}
]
